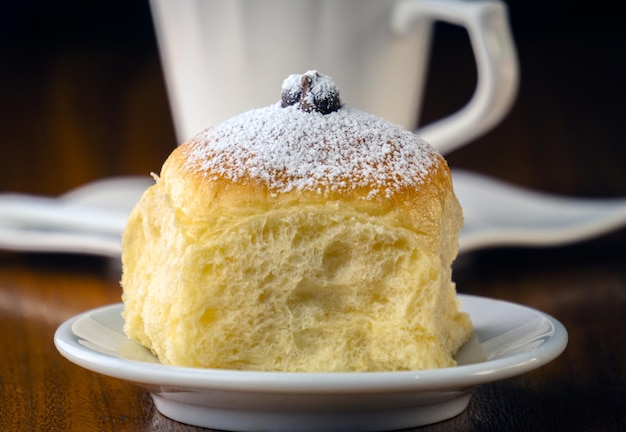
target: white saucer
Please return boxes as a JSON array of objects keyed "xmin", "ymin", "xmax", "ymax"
[
  {"xmin": 4, "ymin": 173, "xmax": 626, "ymax": 257},
  {"xmin": 54, "ymin": 295, "xmax": 567, "ymax": 431},
  {"xmin": 0, "ymin": 176, "xmax": 153, "ymax": 257}
]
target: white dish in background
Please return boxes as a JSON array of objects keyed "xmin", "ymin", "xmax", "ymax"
[
  {"xmin": 0, "ymin": 176, "xmax": 153, "ymax": 257},
  {"xmin": 3, "ymin": 172, "xmax": 626, "ymax": 258},
  {"xmin": 454, "ymin": 169, "xmax": 626, "ymax": 253},
  {"xmin": 54, "ymin": 295, "xmax": 567, "ymax": 432},
  {"xmin": 0, "ymin": 227, "xmax": 124, "ymax": 257}
]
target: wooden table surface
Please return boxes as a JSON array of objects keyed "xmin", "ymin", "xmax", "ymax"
[{"xmin": 1, "ymin": 2, "xmax": 625, "ymax": 431}]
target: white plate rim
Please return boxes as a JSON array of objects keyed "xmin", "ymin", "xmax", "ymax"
[{"xmin": 54, "ymin": 294, "xmax": 568, "ymax": 394}]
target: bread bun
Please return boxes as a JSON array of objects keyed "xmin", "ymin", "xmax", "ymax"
[{"xmin": 121, "ymin": 71, "xmax": 471, "ymax": 372}]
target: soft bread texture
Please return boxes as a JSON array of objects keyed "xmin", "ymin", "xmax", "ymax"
[{"xmin": 121, "ymin": 82, "xmax": 471, "ymax": 372}]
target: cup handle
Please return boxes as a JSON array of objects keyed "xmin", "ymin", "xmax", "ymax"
[{"xmin": 392, "ymin": 0, "xmax": 519, "ymax": 154}]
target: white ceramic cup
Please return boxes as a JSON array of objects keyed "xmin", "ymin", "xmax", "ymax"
[{"xmin": 150, "ymin": 0, "xmax": 518, "ymax": 154}]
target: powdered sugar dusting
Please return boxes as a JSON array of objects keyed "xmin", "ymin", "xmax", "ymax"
[{"xmin": 185, "ymin": 103, "xmax": 440, "ymax": 199}]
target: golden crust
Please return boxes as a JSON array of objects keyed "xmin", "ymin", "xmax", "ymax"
[
  {"xmin": 164, "ymin": 134, "xmax": 454, "ymax": 219},
  {"xmin": 161, "ymin": 136, "xmax": 461, "ymax": 262}
]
